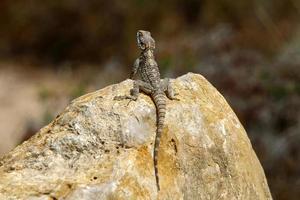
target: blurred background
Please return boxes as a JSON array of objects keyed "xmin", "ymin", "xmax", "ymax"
[{"xmin": 0, "ymin": 0, "xmax": 299, "ymax": 199}]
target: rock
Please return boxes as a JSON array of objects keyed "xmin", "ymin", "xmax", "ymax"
[{"xmin": 0, "ymin": 73, "xmax": 272, "ymax": 200}]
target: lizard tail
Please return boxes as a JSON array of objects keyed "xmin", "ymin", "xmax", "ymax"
[{"xmin": 152, "ymin": 91, "xmax": 166, "ymax": 191}]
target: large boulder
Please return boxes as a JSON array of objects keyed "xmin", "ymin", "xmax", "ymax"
[{"xmin": 0, "ymin": 73, "xmax": 272, "ymax": 200}]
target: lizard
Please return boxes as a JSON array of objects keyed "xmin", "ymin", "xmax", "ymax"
[{"xmin": 115, "ymin": 30, "xmax": 178, "ymax": 191}]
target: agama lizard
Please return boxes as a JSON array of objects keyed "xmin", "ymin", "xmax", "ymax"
[{"xmin": 115, "ymin": 30, "xmax": 178, "ymax": 191}]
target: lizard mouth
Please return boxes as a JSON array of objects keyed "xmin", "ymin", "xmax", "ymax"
[{"xmin": 137, "ymin": 32, "xmax": 145, "ymax": 50}]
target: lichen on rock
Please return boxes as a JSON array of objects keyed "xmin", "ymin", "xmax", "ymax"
[{"xmin": 0, "ymin": 73, "xmax": 272, "ymax": 200}]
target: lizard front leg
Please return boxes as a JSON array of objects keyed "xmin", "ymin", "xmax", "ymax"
[
  {"xmin": 161, "ymin": 78, "xmax": 179, "ymax": 100},
  {"xmin": 130, "ymin": 58, "xmax": 140, "ymax": 79}
]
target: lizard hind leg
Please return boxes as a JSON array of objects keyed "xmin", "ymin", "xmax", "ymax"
[
  {"xmin": 161, "ymin": 78, "xmax": 179, "ymax": 100},
  {"xmin": 131, "ymin": 80, "xmax": 153, "ymax": 96},
  {"xmin": 114, "ymin": 80, "xmax": 153, "ymax": 101},
  {"xmin": 126, "ymin": 80, "xmax": 153, "ymax": 105}
]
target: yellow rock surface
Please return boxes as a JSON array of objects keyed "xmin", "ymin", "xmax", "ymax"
[{"xmin": 0, "ymin": 73, "xmax": 272, "ymax": 200}]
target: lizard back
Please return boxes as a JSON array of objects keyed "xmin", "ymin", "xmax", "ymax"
[{"xmin": 139, "ymin": 51, "xmax": 161, "ymax": 90}]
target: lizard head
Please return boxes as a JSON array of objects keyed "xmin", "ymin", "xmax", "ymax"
[{"xmin": 137, "ymin": 30, "xmax": 155, "ymax": 50}]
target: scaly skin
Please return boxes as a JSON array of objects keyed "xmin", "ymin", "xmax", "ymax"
[{"xmin": 115, "ymin": 30, "xmax": 178, "ymax": 191}]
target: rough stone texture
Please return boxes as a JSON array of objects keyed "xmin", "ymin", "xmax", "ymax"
[{"xmin": 0, "ymin": 73, "xmax": 272, "ymax": 200}]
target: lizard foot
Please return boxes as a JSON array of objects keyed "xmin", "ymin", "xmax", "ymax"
[
  {"xmin": 168, "ymin": 93, "xmax": 180, "ymax": 101},
  {"xmin": 114, "ymin": 95, "xmax": 137, "ymax": 101},
  {"xmin": 114, "ymin": 95, "xmax": 138, "ymax": 106}
]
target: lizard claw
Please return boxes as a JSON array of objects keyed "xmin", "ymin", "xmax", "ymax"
[
  {"xmin": 173, "ymin": 93, "xmax": 180, "ymax": 101},
  {"xmin": 170, "ymin": 97, "xmax": 180, "ymax": 101},
  {"xmin": 113, "ymin": 96, "xmax": 126, "ymax": 101},
  {"xmin": 167, "ymin": 93, "xmax": 180, "ymax": 101},
  {"xmin": 114, "ymin": 95, "xmax": 137, "ymax": 100},
  {"xmin": 114, "ymin": 95, "xmax": 138, "ymax": 106},
  {"xmin": 126, "ymin": 98, "xmax": 136, "ymax": 106}
]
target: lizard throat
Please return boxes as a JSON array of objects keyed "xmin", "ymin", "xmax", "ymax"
[{"xmin": 142, "ymin": 49, "xmax": 155, "ymax": 59}]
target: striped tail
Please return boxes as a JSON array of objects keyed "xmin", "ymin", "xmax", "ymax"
[{"xmin": 152, "ymin": 91, "xmax": 166, "ymax": 191}]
